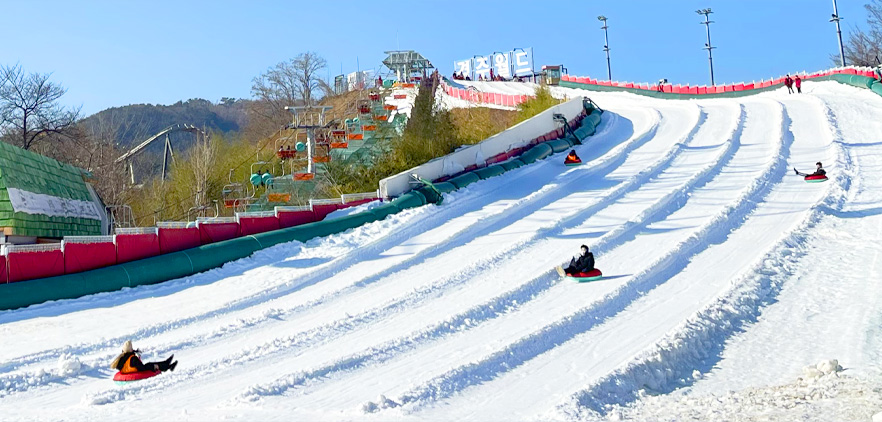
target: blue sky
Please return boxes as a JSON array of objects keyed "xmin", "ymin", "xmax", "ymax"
[{"xmin": 1, "ymin": 0, "xmax": 871, "ymax": 115}]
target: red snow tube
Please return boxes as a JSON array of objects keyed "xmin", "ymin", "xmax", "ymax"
[
  {"xmin": 564, "ymin": 157, "xmax": 582, "ymax": 167},
  {"xmin": 804, "ymin": 174, "xmax": 828, "ymax": 183},
  {"xmin": 113, "ymin": 370, "xmax": 161, "ymax": 382},
  {"xmin": 567, "ymin": 268, "xmax": 602, "ymax": 282}
]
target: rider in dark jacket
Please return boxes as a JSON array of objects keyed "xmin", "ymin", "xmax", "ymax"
[
  {"xmin": 111, "ymin": 341, "xmax": 177, "ymax": 373},
  {"xmin": 795, "ymin": 162, "xmax": 826, "ymax": 177},
  {"xmin": 559, "ymin": 245, "xmax": 595, "ymax": 276}
]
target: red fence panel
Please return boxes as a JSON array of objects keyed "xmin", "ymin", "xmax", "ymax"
[
  {"xmin": 7, "ymin": 244, "xmax": 64, "ymax": 283},
  {"xmin": 485, "ymin": 152, "xmax": 509, "ymax": 165},
  {"xmin": 0, "ymin": 257, "xmax": 6, "ymax": 283},
  {"xmin": 237, "ymin": 212, "xmax": 281, "ymax": 236},
  {"xmin": 197, "ymin": 218, "xmax": 241, "ymax": 244},
  {"xmin": 310, "ymin": 199, "xmax": 344, "ymax": 221},
  {"xmin": 343, "ymin": 198, "xmax": 376, "ymax": 207},
  {"xmin": 115, "ymin": 228, "xmax": 160, "ymax": 264},
  {"xmin": 277, "ymin": 207, "xmax": 318, "ymax": 228},
  {"xmin": 63, "ymin": 236, "xmax": 117, "ymax": 274},
  {"xmin": 158, "ymin": 223, "xmax": 201, "ymax": 254},
  {"xmin": 312, "ymin": 204, "xmax": 337, "ymax": 221}
]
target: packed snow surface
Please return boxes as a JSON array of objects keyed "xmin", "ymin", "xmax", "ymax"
[{"xmin": 2, "ymin": 82, "xmax": 882, "ymax": 421}]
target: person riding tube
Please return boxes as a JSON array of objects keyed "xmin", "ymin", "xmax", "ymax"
[
  {"xmin": 557, "ymin": 245, "xmax": 595, "ymax": 277},
  {"xmin": 111, "ymin": 340, "xmax": 177, "ymax": 374},
  {"xmin": 794, "ymin": 161, "xmax": 826, "ymax": 177},
  {"xmin": 564, "ymin": 149, "xmax": 582, "ymax": 166},
  {"xmin": 795, "ymin": 162, "xmax": 827, "ymax": 182}
]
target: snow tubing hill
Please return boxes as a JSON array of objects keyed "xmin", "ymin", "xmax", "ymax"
[
  {"xmin": 567, "ymin": 268, "xmax": 603, "ymax": 282},
  {"xmin": 113, "ymin": 370, "xmax": 161, "ymax": 382},
  {"xmin": 805, "ymin": 174, "xmax": 829, "ymax": 183},
  {"xmin": 0, "ymin": 102, "xmax": 605, "ymax": 311}
]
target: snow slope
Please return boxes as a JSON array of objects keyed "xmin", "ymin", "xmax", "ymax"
[{"xmin": 1, "ymin": 81, "xmax": 881, "ymax": 422}]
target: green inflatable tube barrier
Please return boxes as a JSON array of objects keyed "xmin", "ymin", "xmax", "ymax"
[
  {"xmin": 473, "ymin": 164, "xmax": 506, "ymax": 180},
  {"xmin": 432, "ymin": 181, "xmax": 458, "ymax": 193},
  {"xmin": 520, "ymin": 143, "xmax": 554, "ymax": 164},
  {"xmin": 448, "ymin": 172, "xmax": 481, "ymax": 189},
  {"xmin": 547, "ymin": 138, "xmax": 573, "ymax": 154},
  {"xmin": 499, "ymin": 160, "xmax": 522, "ymax": 171},
  {"xmin": 390, "ymin": 190, "xmax": 427, "ymax": 211}
]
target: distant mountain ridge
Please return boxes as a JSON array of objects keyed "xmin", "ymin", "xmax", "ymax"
[{"xmin": 80, "ymin": 98, "xmax": 250, "ymax": 149}]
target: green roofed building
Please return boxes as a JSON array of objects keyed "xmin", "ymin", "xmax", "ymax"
[{"xmin": 0, "ymin": 141, "xmax": 108, "ymax": 243}]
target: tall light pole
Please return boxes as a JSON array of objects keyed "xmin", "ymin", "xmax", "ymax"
[
  {"xmin": 830, "ymin": 0, "xmax": 846, "ymax": 67},
  {"xmin": 597, "ymin": 15, "xmax": 611, "ymax": 81},
  {"xmin": 696, "ymin": 8, "xmax": 716, "ymax": 86}
]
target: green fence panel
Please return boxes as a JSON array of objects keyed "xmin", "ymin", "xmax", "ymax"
[
  {"xmin": 871, "ymin": 81, "xmax": 882, "ymax": 97},
  {"xmin": 448, "ymin": 172, "xmax": 481, "ymax": 189},
  {"xmin": 473, "ymin": 164, "xmax": 506, "ymax": 180}
]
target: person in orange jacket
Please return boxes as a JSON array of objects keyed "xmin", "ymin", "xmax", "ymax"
[
  {"xmin": 565, "ymin": 149, "xmax": 581, "ymax": 163},
  {"xmin": 111, "ymin": 341, "xmax": 177, "ymax": 374}
]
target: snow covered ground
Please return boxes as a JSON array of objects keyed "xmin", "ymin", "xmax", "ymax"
[{"xmin": 2, "ymin": 81, "xmax": 881, "ymax": 421}]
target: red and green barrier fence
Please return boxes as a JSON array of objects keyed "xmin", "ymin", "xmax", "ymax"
[
  {"xmin": 0, "ymin": 194, "xmax": 378, "ymax": 303},
  {"xmin": 0, "ymin": 101, "xmax": 603, "ymax": 311},
  {"xmin": 561, "ymin": 66, "xmax": 882, "ymax": 99}
]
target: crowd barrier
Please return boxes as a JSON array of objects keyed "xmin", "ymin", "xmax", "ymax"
[
  {"xmin": 115, "ymin": 228, "xmax": 160, "ymax": 264},
  {"xmin": 197, "ymin": 217, "xmax": 240, "ymax": 244},
  {"xmin": 238, "ymin": 211, "xmax": 280, "ymax": 236},
  {"xmin": 63, "ymin": 236, "xmax": 117, "ymax": 274},
  {"xmin": 440, "ymin": 79, "xmax": 533, "ymax": 107},
  {"xmin": 0, "ymin": 192, "xmax": 380, "ymax": 291},
  {"xmin": 560, "ymin": 66, "xmax": 882, "ymax": 100}
]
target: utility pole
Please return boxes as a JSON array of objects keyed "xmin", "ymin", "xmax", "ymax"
[
  {"xmin": 598, "ymin": 15, "xmax": 611, "ymax": 81},
  {"xmin": 830, "ymin": 0, "xmax": 846, "ymax": 67},
  {"xmin": 696, "ymin": 8, "xmax": 716, "ymax": 86}
]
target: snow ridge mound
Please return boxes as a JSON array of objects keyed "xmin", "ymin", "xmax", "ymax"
[{"xmin": 605, "ymin": 360, "xmax": 881, "ymax": 422}]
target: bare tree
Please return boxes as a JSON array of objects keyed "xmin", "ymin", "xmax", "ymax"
[
  {"xmin": 248, "ymin": 52, "xmax": 328, "ymax": 137},
  {"xmin": 0, "ymin": 64, "xmax": 81, "ymax": 150},
  {"xmin": 834, "ymin": 1, "xmax": 882, "ymax": 66},
  {"xmin": 188, "ymin": 130, "xmax": 218, "ymax": 208}
]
